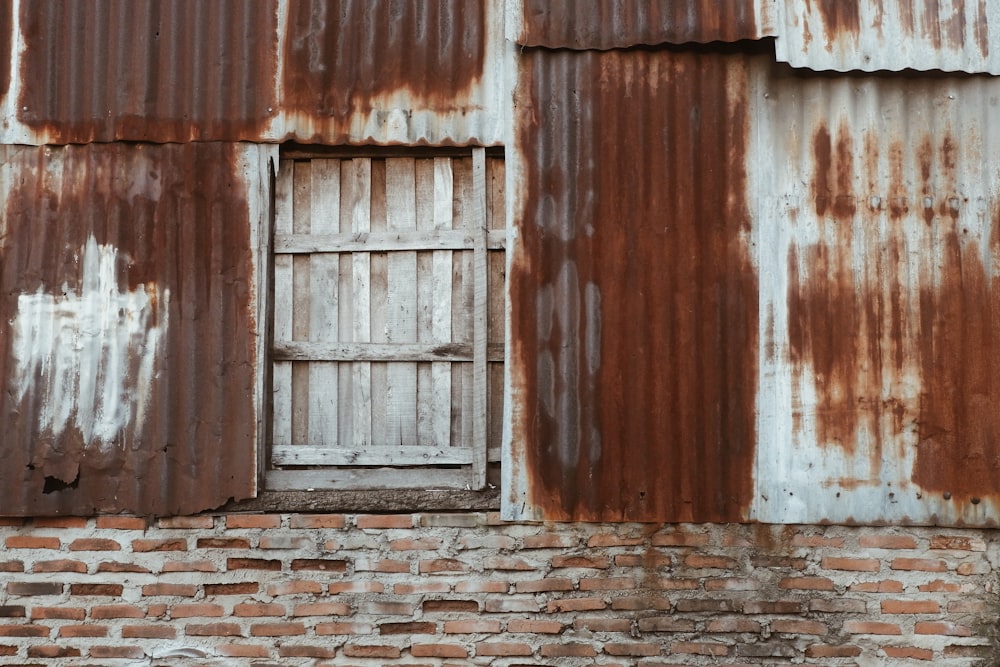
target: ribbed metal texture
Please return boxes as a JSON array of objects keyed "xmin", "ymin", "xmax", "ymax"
[
  {"xmin": 505, "ymin": 49, "xmax": 760, "ymax": 523},
  {"xmin": 519, "ymin": 0, "xmax": 767, "ymax": 49},
  {"xmin": 773, "ymin": 0, "xmax": 1000, "ymax": 74},
  {"xmin": 753, "ymin": 69, "xmax": 1000, "ymax": 526},
  {"xmin": 5, "ymin": 0, "xmax": 504, "ymax": 146},
  {"xmin": 0, "ymin": 143, "xmax": 261, "ymax": 515}
]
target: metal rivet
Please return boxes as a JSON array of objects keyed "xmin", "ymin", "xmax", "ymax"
[
  {"xmin": 972, "ymin": 497, "xmax": 981, "ymax": 505},
  {"xmin": 943, "ymin": 492, "xmax": 952, "ymax": 500}
]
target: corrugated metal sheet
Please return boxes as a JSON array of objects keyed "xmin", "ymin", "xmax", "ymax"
[
  {"xmin": 1, "ymin": 0, "xmax": 504, "ymax": 147},
  {"xmin": 0, "ymin": 142, "xmax": 268, "ymax": 515},
  {"xmin": 504, "ymin": 48, "xmax": 762, "ymax": 522},
  {"xmin": 519, "ymin": 0, "xmax": 771, "ymax": 49},
  {"xmin": 773, "ymin": 0, "xmax": 1000, "ymax": 74},
  {"xmin": 753, "ymin": 68, "xmax": 1000, "ymax": 526}
]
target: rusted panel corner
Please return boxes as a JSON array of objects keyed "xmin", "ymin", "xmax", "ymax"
[
  {"xmin": 508, "ymin": 49, "xmax": 759, "ymax": 523},
  {"xmin": 0, "ymin": 143, "xmax": 258, "ymax": 516}
]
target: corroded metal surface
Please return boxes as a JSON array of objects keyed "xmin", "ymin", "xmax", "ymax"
[
  {"xmin": 0, "ymin": 143, "xmax": 263, "ymax": 515},
  {"xmin": 505, "ymin": 48, "xmax": 761, "ymax": 523},
  {"xmin": 4, "ymin": 0, "xmax": 504, "ymax": 147},
  {"xmin": 519, "ymin": 0, "xmax": 768, "ymax": 49},
  {"xmin": 753, "ymin": 68, "xmax": 1000, "ymax": 525},
  {"xmin": 773, "ymin": 0, "xmax": 1000, "ymax": 74}
]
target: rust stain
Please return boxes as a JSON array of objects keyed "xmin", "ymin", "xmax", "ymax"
[
  {"xmin": 921, "ymin": 0, "xmax": 943, "ymax": 48},
  {"xmin": 811, "ymin": 122, "xmax": 857, "ymax": 221},
  {"xmin": 912, "ymin": 202, "xmax": 1000, "ymax": 502},
  {"xmin": 814, "ymin": 0, "xmax": 861, "ymax": 52},
  {"xmin": 975, "ymin": 0, "xmax": 990, "ymax": 58},
  {"xmin": 942, "ymin": 2, "xmax": 968, "ymax": 51},
  {"xmin": 511, "ymin": 48, "xmax": 758, "ymax": 522},
  {"xmin": 0, "ymin": 0, "xmax": 10, "ymax": 108},
  {"xmin": 0, "ymin": 143, "xmax": 257, "ymax": 515},
  {"xmin": 17, "ymin": 0, "xmax": 278, "ymax": 143},
  {"xmin": 281, "ymin": 0, "xmax": 485, "ymax": 142}
]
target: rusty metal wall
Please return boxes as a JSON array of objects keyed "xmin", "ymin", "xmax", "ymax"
[
  {"xmin": 0, "ymin": 142, "xmax": 266, "ymax": 515},
  {"xmin": 773, "ymin": 0, "xmax": 1000, "ymax": 73},
  {"xmin": 753, "ymin": 67, "xmax": 1000, "ymax": 526},
  {"xmin": 2, "ymin": 0, "xmax": 504, "ymax": 147},
  {"xmin": 519, "ymin": 0, "xmax": 770, "ymax": 49},
  {"xmin": 504, "ymin": 47, "xmax": 763, "ymax": 523}
]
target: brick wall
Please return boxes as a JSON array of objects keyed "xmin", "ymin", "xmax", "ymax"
[{"xmin": 0, "ymin": 514, "xmax": 996, "ymax": 665}]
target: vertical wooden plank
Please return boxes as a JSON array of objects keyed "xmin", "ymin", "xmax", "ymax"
[
  {"xmin": 415, "ymin": 159, "xmax": 436, "ymax": 446},
  {"xmin": 385, "ymin": 158, "xmax": 419, "ymax": 446},
  {"xmin": 291, "ymin": 162, "xmax": 312, "ymax": 445},
  {"xmin": 487, "ymin": 156, "xmax": 506, "ymax": 459},
  {"xmin": 272, "ymin": 160, "xmax": 294, "ymax": 447},
  {"xmin": 432, "ymin": 157, "xmax": 454, "ymax": 449},
  {"xmin": 369, "ymin": 159, "xmax": 389, "ymax": 448},
  {"xmin": 350, "ymin": 158, "xmax": 373, "ymax": 448},
  {"xmin": 451, "ymin": 158, "xmax": 474, "ymax": 449},
  {"xmin": 471, "ymin": 148, "xmax": 489, "ymax": 489},
  {"xmin": 337, "ymin": 159, "xmax": 355, "ymax": 449},
  {"xmin": 309, "ymin": 160, "xmax": 340, "ymax": 447}
]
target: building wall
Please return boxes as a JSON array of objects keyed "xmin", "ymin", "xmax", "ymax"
[{"xmin": 0, "ymin": 515, "xmax": 996, "ymax": 665}]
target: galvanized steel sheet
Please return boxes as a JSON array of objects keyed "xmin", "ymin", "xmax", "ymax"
[{"xmin": 0, "ymin": 142, "xmax": 267, "ymax": 515}]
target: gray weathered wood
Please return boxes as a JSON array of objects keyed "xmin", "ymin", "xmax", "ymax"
[
  {"xmin": 349, "ymin": 158, "xmax": 373, "ymax": 448},
  {"xmin": 266, "ymin": 468, "xmax": 475, "ymax": 491},
  {"xmin": 274, "ymin": 229, "xmax": 505, "ymax": 253},
  {"xmin": 272, "ymin": 160, "xmax": 294, "ymax": 447},
  {"xmin": 471, "ymin": 147, "xmax": 489, "ymax": 490},
  {"xmin": 272, "ymin": 445, "xmax": 475, "ymax": 467}
]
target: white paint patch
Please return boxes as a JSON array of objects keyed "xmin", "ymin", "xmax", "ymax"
[{"xmin": 12, "ymin": 235, "xmax": 168, "ymax": 449}]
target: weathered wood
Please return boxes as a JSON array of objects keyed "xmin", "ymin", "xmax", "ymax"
[
  {"xmin": 291, "ymin": 162, "xmax": 312, "ymax": 445},
  {"xmin": 349, "ymin": 158, "xmax": 373, "ymax": 448},
  {"xmin": 369, "ymin": 160, "xmax": 389, "ymax": 448},
  {"xmin": 272, "ymin": 160, "xmax": 294, "ymax": 447},
  {"xmin": 272, "ymin": 445, "xmax": 475, "ymax": 467},
  {"xmin": 471, "ymin": 147, "xmax": 489, "ymax": 490},
  {"xmin": 415, "ymin": 159, "xmax": 436, "ymax": 446},
  {"xmin": 274, "ymin": 230, "xmax": 502, "ymax": 253},
  {"xmin": 432, "ymin": 157, "xmax": 455, "ymax": 451},
  {"xmin": 227, "ymin": 487, "xmax": 501, "ymax": 513},
  {"xmin": 266, "ymin": 467, "xmax": 474, "ymax": 491}
]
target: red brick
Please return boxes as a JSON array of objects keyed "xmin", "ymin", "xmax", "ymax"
[
  {"xmin": 269, "ymin": 581, "xmax": 324, "ymax": 596},
  {"xmin": 172, "ymin": 604, "xmax": 225, "ymax": 618},
  {"xmin": 293, "ymin": 603, "xmax": 350, "ymax": 617},
  {"xmin": 162, "ymin": 560, "xmax": 216, "ymax": 573},
  {"xmin": 156, "ymin": 515, "xmax": 213, "ymax": 528},
  {"xmin": 806, "ymin": 644, "xmax": 862, "ymax": 658},
  {"xmin": 71, "ymin": 583, "xmax": 123, "ymax": 596},
  {"xmin": 606, "ymin": 642, "xmax": 660, "ymax": 656},
  {"xmin": 945, "ymin": 645, "xmax": 995, "ymax": 658},
  {"xmin": 616, "ymin": 552, "xmax": 671, "ymax": 568},
  {"xmin": 859, "ymin": 535, "xmax": 917, "ymax": 549},
  {"xmin": 515, "ymin": 578, "xmax": 574, "ymax": 593},
  {"xmin": 891, "ymin": 558, "xmax": 947, "ymax": 572},
  {"xmin": 289, "ymin": 513, "xmax": 346, "ymax": 528},
  {"xmin": 705, "ymin": 618, "xmax": 762, "ymax": 633},
  {"xmin": 355, "ymin": 558, "xmax": 409, "ymax": 573},
  {"xmin": 575, "ymin": 618, "xmax": 632, "ymax": 632},
  {"xmin": 251, "ymin": 622, "xmax": 305, "ymax": 636},
  {"xmin": 918, "ymin": 579, "xmax": 961, "ymax": 592},
  {"xmin": 9, "ymin": 582, "xmax": 63, "ymax": 596},
  {"xmin": 132, "ymin": 538, "xmax": 187, "ymax": 552},
  {"xmin": 459, "ymin": 535, "xmax": 516, "ymax": 549},
  {"xmin": 0, "ymin": 624, "xmax": 50, "ymax": 637},
  {"xmin": 356, "ymin": 514, "xmax": 413, "ymax": 529},
  {"xmin": 522, "ymin": 533, "xmax": 579, "ymax": 548},
  {"xmin": 929, "ymin": 535, "xmax": 986, "ymax": 551},
  {"xmin": 98, "ymin": 561, "xmax": 151, "ymax": 573},
  {"xmin": 547, "ymin": 597, "xmax": 607, "ymax": 612},
  {"xmin": 541, "ymin": 643, "xmax": 598, "ymax": 657},
  {"xmin": 423, "ymin": 599, "xmax": 479, "ymax": 613},
  {"xmin": 28, "ymin": 645, "xmax": 81, "ymax": 658},
  {"xmin": 69, "ymin": 538, "xmax": 121, "ymax": 551},
  {"xmin": 0, "ymin": 607, "xmax": 24, "ymax": 618},
  {"xmin": 483, "ymin": 556, "xmax": 537, "ymax": 571},
  {"xmin": 186, "ymin": 623, "xmax": 243, "ymax": 637},
  {"xmin": 684, "ymin": 554, "xmax": 738, "ymax": 569},
  {"xmin": 809, "ymin": 598, "xmax": 867, "ymax": 613},
  {"xmin": 6, "ymin": 536, "xmax": 59, "ymax": 549},
  {"xmin": 90, "ymin": 646, "xmax": 146, "ymax": 659},
  {"xmin": 291, "ymin": 558, "xmax": 348, "ymax": 572},
  {"xmin": 279, "ymin": 645, "xmax": 337, "ymax": 658},
  {"xmin": 612, "ymin": 596, "xmax": 672, "ymax": 611},
  {"xmin": 395, "ymin": 582, "xmax": 451, "ymax": 594},
  {"xmin": 844, "ymin": 621, "xmax": 901, "ymax": 635},
  {"xmin": 96, "ymin": 517, "xmax": 146, "ymax": 529},
  {"xmin": 587, "ymin": 534, "xmax": 645, "ymax": 547},
  {"xmin": 218, "ymin": 644, "xmax": 271, "ymax": 658},
  {"xmin": 33, "ymin": 559, "xmax": 87, "ymax": 574},
  {"xmin": 884, "ymin": 646, "xmax": 933, "ymax": 660},
  {"xmin": 316, "ymin": 622, "xmax": 374, "ymax": 635},
  {"xmin": 780, "ymin": 576, "xmax": 835, "ymax": 590},
  {"xmin": 915, "ymin": 622, "xmax": 973, "ymax": 636},
  {"xmin": 652, "ymin": 532, "xmax": 709, "ymax": 547},
  {"xmin": 390, "ymin": 537, "xmax": 442, "ymax": 550},
  {"xmin": 141, "ymin": 584, "xmax": 195, "ymax": 597},
  {"xmin": 225, "ymin": 514, "xmax": 281, "ymax": 529},
  {"xmin": 507, "ymin": 620, "xmax": 562, "ymax": 633},
  {"xmin": 0, "ymin": 561, "xmax": 24, "ymax": 573},
  {"xmin": 455, "ymin": 580, "xmax": 508, "ymax": 593},
  {"xmin": 379, "ymin": 622, "xmax": 436, "ymax": 635},
  {"xmin": 648, "ymin": 577, "xmax": 700, "ymax": 590},
  {"xmin": 476, "ymin": 642, "xmax": 533, "ymax": 656},
  {"xmin": 0, "ymin": 645, "xmax": 17, "ymax": 655},
  {"xmin": 881, "ymin": 600, "xmax": 940, "ymax": 614},
  {"xmin": 411, "ymin": 643, "xmax": 469, "ymax": 658},
  {"xmin": 197, "ymin": 537, "xmax": 251, "ymax": 549},
  {"xmin": 203, "ymin": 582, "xmax": 258, "ymax": 595},
  {"xmin": 30, "ymin": 607, "xmax": 84, "ymax": 620},
  {"xmin": 91, "ymin": 605, "xmax": 143, "ymax": 619},
  {"xmin": 751, "ymin": 555, "xmax": 807, "ymax": 569},
  {"xmin": 33, "ymin": 517, "xmax": 87, "ymax": 528},
  {"xmin": 578, "ymin": 576, "xmax": 636, "ymax": 592},
  {"xmin": 705, "ymin": 577, "xmax": 760, "ymax": 591},
  {"xmin": 59, "ymin": 625, "xmax": 108, "ymax": 637},
  {"xmin": 344, "ymin": 644, "xmax": 401, "ymax": 658},
  {"xmin": 330, "ymin": 581, "xmax": 384, "ymax": 594},
  {"xmin": 742, "ymin": 600, "xmax": 802, "ymax": 614},
  {"xmin": 228, "ymin": 558, "xmax": 282, "ymax": 571},
  {"xmin": 360, "ymin": 601, "xmax": 414, "ymax": 615},
  {"xmin": 552, "ymin": 555, "xmax": 611, "ymax": 568},
  {"xmin": 822, "ymin": 557, "xmax": 880, "ymax": 572},
  {"xmin": 771, "ymin": 619, "xmax": 827, "ymax": 636},
  {"xmin": 849, "ymin": 579, "xmax": 904, "ymax": 593},
  {"xmin": 122, "ymin": 625, "xmax": 176, "ymax": 639},
  {"xmin": 671, "ymin": 642, "xmax": 729, "ymax": 656},
  {"xmin": 484, "ymin": 599, "xmax": 540, "ymax": 613},
  {"xmin": 638, "ymin": 617, "xmax": 696, "ymax": 632},
  {"xmin": 675, "ymin": 599, "xmax": 736, "ymax": 613},
  {"xmin": 419, "ymin": 558, "xmax": 470, "ymax": 574},
  {"xmin": 791, "ymin": 534, "xmax": 844, "ymax": 547},
  {"xmin": 445, "ymin": 620, "xmax": 502, "ymax": 634}
]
